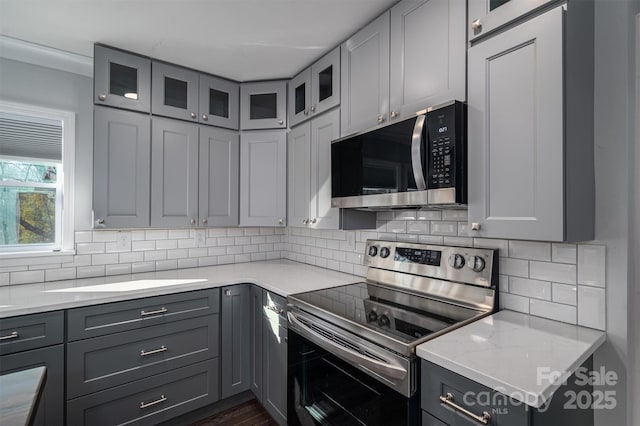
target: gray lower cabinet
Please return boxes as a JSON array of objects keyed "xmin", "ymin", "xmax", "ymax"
[
  {"xmin": 93, "ymin": 106, "xmax": 151, "ymax": 228},
  {"xmin": 151, "ymin": 117, "xmax": 199, "ymax": 227},
  {"xmin": 0, "ymin": 311, "xmax": 63, "ymax": 355},
  {"xmin": 261, "ymin": 290, "xmax": 287, "ymax": 425},
  {"xmin": 67, "ymin": 359, "xmax": 219, "ymax": 426},
  {"xmin": 250, "ymin": 285, "xmax": 264, "ymax": 401},
  {"xmin": 0, "ymin": 344, "xmax": 64, "ymax": 426},
  {"xmin": 220, "ymin": 284, "xmax": 251, "ymax": 399}
]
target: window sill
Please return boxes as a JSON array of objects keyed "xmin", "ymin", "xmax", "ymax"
[{"xmin": 0, "ymin": 249, "xmax": 76, "ymax": 259}]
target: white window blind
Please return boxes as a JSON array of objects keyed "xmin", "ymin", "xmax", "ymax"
[{"xmin": 0, "ymin": 111, "xmax": 62, "ymax": 161}]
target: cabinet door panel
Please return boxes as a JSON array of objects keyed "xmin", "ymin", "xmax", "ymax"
[
  {"xmin": 94, "ymin": 45, "xmax": 151, "ymax": 112},
  {"xmin": 288, "ymin": 69, "xmax": 311, "ymax": 128},
  {"xmin": 390, "ymin": 0, "xmax": 465, "ymax": 118},
  {"xmin": 311, "ymin": 46, "xmax": 341, "ymax": 116},
  {"xmin": 152, "ymin": 62, "xmax": 199, "ymax": 122},
  {"xmin": 262, "ymin": 291, "xmax": 287, "ymax": 425},
  {"xmin": 341, "ymin": 12, "xmax": 390, "ymax": 136},
  {"xmin": 93, "ymin": 107, "xmax": 150, "ymax": 228},
  {"xmin": 240, "ymin": 82, "xmax": 287, "ymax": 129},
  {"xmin": 240, "ymin": 130, "xmax": 287, "ymax": 227},
  {"xmin": 287, "ymin": 122, "xmax": 311, "ymax": 228},
  {"xmin": 199, "ymin": 127, "xmax": 239, "ymax": 227},
  {"xmin": 468, "ymin": 0, "xmax": 554, "ymax": 41},
  {"xmin": 310, "ymin": 109, "xmax": 340, "ymax": 229},
  {"xmin": 250, "ymin": 285, "xmax": 263, "ymax": 401},
  {"xmin": 151, "ymin": 118, "xmax": 199, "ymax": 227},
  {"xmin": 221, "ymin": 284, "xmax": 250, "ymax": 399},
  {"xmin": 199, "ymin": 74, "xmax": 239, "ymax": 129},
  {"xmin": 468, "ymin": 7, "xmax": 563, "ymax": 241}
]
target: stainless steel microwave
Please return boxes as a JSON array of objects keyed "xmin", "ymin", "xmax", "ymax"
[{"xmin": 331, "ymin": 101, "xmax": 467, "ymax": 209}]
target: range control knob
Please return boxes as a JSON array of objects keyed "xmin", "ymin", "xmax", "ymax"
[
  {"xmin": 367, "ymin": 311, "xmax": 378, "ymax": 322},
  {"xmin": 468, "ymin": 256, "xmax": 486, "ymax": 272},
  {"xmin": 368, "ymin": 246, "xmax": 378, "ymax": 257},
  {"xmin": 378, "ymin": 314, "xmax": 390, "ymax": 327},
  {"xmin": 448, "ymin": 254, "xmax": 465, "ymax": 269},
  {"xmin": 380, "ymin": 247, "xmax": 391, "ymax": 258}
]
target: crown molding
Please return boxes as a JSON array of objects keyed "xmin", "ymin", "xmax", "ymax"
[{"xmin": 0, "ymin": 36, "xmax": 92, "ymax": 77}]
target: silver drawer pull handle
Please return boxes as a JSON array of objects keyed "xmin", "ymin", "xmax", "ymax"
[
  {"xmin": 140, "ymin": 345, "xmax": 167, "ymax": 357},
  {"xmin": 439, "ymin": 392, "xmax": 491, "ymax": 425},
  {"xmin": 140, "ymin": 395, "xmax": 167, "ymax": 409},
  {"xmin": 0, "ymin": 331, "xmax": 19, "ymax": 341},
  {"xmin": 140, "ymin": 307, "xmax": 168, "ymax": 317},
  {"xmin": 268, "ymin": 306, "xmax": 284, "ymax": 315}
]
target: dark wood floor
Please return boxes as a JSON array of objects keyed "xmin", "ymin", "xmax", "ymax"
[{"xmin": 191, "ymin": 398, "xmax": 278, "ymax": 426}]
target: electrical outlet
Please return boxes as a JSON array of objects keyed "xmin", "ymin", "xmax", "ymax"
[
  {"xmin": 196, "ymin": 230, "xmax": 206, "ymax": 247},
  {"xmin": 116, "ymin": 232, "xmax": 131, "ymax": 250}
]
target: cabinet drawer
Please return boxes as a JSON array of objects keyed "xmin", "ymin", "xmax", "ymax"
[
  {"xmin": 67, "ymin": 315, "xmax": 219, "ymax": 398},
  {"xmin": 67, "ymin": 359, "xmax": 219, "ymax": 426},
  {"xmin": 0, "ymin": 345, "xmax": 64, "ymax": 426},
  {"xmin": 67, "ymin": 289, "xmax": 219, "ymax": 341},
  {"xmin": 0, "ymin": 311, "xmax": 63, "ymax": 355},
  {"xmin": 421, "ymin": 360, "xmax": 528, "ymax": 426},
  {"xmin": 422, "ymin": 411, "xmax": 448, "ymax": 426}
]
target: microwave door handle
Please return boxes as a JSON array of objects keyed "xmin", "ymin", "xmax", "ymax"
[{"xmin": 411, "ymin": 115, "xmax": 427, "ymax": 191}]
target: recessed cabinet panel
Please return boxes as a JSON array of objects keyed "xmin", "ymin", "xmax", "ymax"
[
  {"xmin": 287, "ymin": 122, "xmax": 312, "ymax": 227},
  {"xmin": 240, "ymin": 130, "xmax": 287, "ymax": 226},
  {"xmin": 221, "ymin": 285, "xmax": 250, "ymax": 399},
  {"xmin": 389, "ymin": 0, "xmax": 466, "ymax": 118},
  {"xmin": 94, "ymin": 45, "xmax": 151, "ymax": 112},
  {"xmin": 151, "ymin": 118, "xmax": 199, "ymax": 227},
  {"xmin": 152, "ymin": 62, "xmax": 199, "ymax": 122},
  {"xmin": 311, "ymin": 46, "xmax": 341, "ymax": 116},
  {"xmin": 467, "ymin": 7, "xmax": 564, "ymax": 241},
  {"xmin": 310, "ymin": 109, "xmax": 340, "ymax": 229},
  {"xmin": 199, "ymin": 127, "xmax": 239, "ymax": 227},
  {"xmin": 93, "ymin": 107, "xmax": 150, "ymax": 228},
  {"xmin": 241, "ymin": 81, "xmax": 287, "ymax": 129},
  {"xmin": 199, "ymin": 74, "xmax": 239, "ymax": 129},
  {"xmin": 288, "ymin": 69, "xmax": 311, "ymax": 127},
  {"xmin": 341, "ymin": 12, "xmax": 390, "ymax": 136}
]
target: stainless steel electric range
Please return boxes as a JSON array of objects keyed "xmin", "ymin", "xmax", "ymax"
[{"xmin": 287, "ymin": 239, "xmax": 499, "ymax": 426}]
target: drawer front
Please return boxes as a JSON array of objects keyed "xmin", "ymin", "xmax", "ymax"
[
  {"xmin": 67, "ymin": 288, "xmax": 219, "ymax": 341},
  {"xmin": 0, "ymin": 345, "xmax": 64, "ymax": 426},
  {"xmin": 421, "ymin": 360, "xmax": 529, "ymax": 426},
  {"xmin": 67, "ymin": 358, "xmax": 219, "ymax": 426},
  {"xmin": 67, "ymin": 315, "xmax": 219, "ymax": 398},
  {"xmin": 0, "ymin": 311, "xmax": 63, "ymax": 355},
  {"xmin": 423, "ymin": 411, "xmax": 449, "ymax": 426}
]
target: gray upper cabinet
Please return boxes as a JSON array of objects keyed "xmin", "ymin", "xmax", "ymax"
[
  {"xmin": 288, "ymin": 108, "xmax": 340, "ymax": 229},
  {"xmin": 221, "ymin": 284, "xmax": 251, "ymax": 399},
  {"xmin": 340, "ymin": 11, "xmax": 390, "ymax": 136},
  {"xmin": 93, "ymin": 106, "xmax": 150, "ymax": 228},
  {"xmin": 152, "ymin": 62, "xmax": 200, "ymax": 122},
  {"xmin": 94, "ymin": 45, "xmax": 151, "ymax": 113},
  {"xmin": 151, "ymin": 117, "xmax": 199, "ymax": 227},
  {"xmin": 389, "ymin": 0, "xmax": 466, "ymax": 119},
  {"xmin": 467, "ymin": 4, "xmax": 594, "ymax": 242},
  {"xmin": 288, "ymin": 46, "xmax": 340, "ymax": 128},
  {"xmin": 240, "ymin": 81, "xmax": 287, "ymax": 129},
  {"xmin": 199, "ymin": 126, "xmax": 240, "ymax": 227},
  {"xmin": 468, "ymin": 0, "xmax": 555, "ymax": 42},
  {"xmin": 240, "ymin": 130, "xmax": 287, "ymax": 227},
  {"xmin": 199, "ymin": 74, "xmax": 239, "ymax": 130}
]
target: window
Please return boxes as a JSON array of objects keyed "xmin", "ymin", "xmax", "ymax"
[{"xmin": 0, "ymin": 100, "xmax": 75, "ymax": 253}]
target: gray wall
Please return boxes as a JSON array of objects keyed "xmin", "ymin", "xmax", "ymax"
[{"xmin": 0, "ymin": 57, "xmax": 94, "ymax": 231}]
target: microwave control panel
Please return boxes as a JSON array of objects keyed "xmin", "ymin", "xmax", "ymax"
[{"xmin": 426, "ymin": 101, "xmax": 466, "ymax": 191}]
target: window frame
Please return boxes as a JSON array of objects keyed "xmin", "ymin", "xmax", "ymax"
[{"xmin": 0, "ymin": 100, "xmax": 75, "ymax": 254}]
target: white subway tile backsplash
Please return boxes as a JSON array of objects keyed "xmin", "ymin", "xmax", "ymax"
[
  {"xmin": 577, "ymin": 286, "xmax": 606, "ymax": 330},
  {"xmin": 473, "ymin": 238, "xmax": 509, "ymax": 256},
  {"xmin": 509, "ymin": 277, "xmax": 551, "ymax": 300},
  {"xmin": 131, "ymin": 262, "xmax": 154, "ymax": 274},
  {"xmin": 397, "ymin": 234, "xmax": 419, "ymax": 243},
  {"xmin": 132, "ymin": 241, "xmax": 155, "ymax": 251},
  {"xmin": 198, "ymin": 257, "xmax": 217, "ymax": 267},
  {"xmin": 577, "ymin": 245, "xmax": 606, "ymax": 287},
  {"xmin": 92, "ymin": 231, "xmax": 118, "ymax": 242},
  {"xmin": 106, "ymin": 264, "xmax": 132, "ymax": 276},
  {"xmin": 119, "ymin": 252, "xmax": 144, "ymax": 263},
  {"xmin": 530, "ymin": 261, "xmax": 576, "ymax": 285},
  {"xmin": 499, "ymin": 258, "xmax": 529, "ymax": 278},
  {"xmin": 416, "ymin": 210, "xmax": 441, "ymax": 221},
  {"xmin": 442, "ymin": 210, "xmax": 468, "ymax": 221},
  {"xmin": 143, "ymin": 251, "xmax": 167, "ymax": 262},
  {"xmin": 75, "ymin": 231, "xmax": 92, "ymax": 243},
  {"xmin": 76, "ymin": 243, "xmax": 105, "ymax": 255},
  {"xmin": 251, "ymin": 252, "xmax": 267, "ymax": 262},
  {"xmin": 407, "ymin": 221, "xmax": 429, "ymax": 234},
  {"xmin": 394, "ymin": 210, "xmax": 416, "ymax": 220},
  {"xmin": 77, "ymin": 265, "xmax": 105, "ymax": 278},
  {"xmin": 179, "ymin": 258, "xmax": 199, "ymax": 269},
  {"xmin": 169, "ymin": 229, "xmax": 190, "ymax": 239},
  {"xmin": 418, "ymin": 235, "xmax": 444, "ymax": 244},
  {"xmin": 11, "ymin": 270, "xmax": 44, "ymax": 285},
  {"xmin": 430, "ymin": 222, "xmax": 458, "ymax": 236},
  {"xmin": 500, "ymin": 293, "xmax": 530, "ymax": 314},
  {"xmin": 131, "ymin": 231, "xmax": 146, "ymax": 241},
  {"xmin": 508, "ymin": 241, "xmax": 551, "ymax": 261},
  {"xmin": 177, "ymin": 239, "xmax": 196, "ymax": 249},
  {"xmin": 552, "ymin": 244, "xmax": 577, "ymax": 264},
  {"xmin": 189, "ymin": 248, "xmax": 208, "ymax": 258},
  {"xmin": 552, "ymin": 283, "xmax": 577, "ymax": 306},
  {"xmin": 530, "ymin": 299, "xmax": 576, "ymax": 324},
  {"xmin": 92, "ymin": 253, "xmax": 119, "ymax": 265},
  {"xmin": 156, "ymin": 260, "xmax": 178, "ymax": 271},
  {"xmin": 145, "ymin": 230, "xmax": 168, "ymax": 240},
  {"xmin": 156, "ymin": 239, "xmax": 178, "ymax": 250},
  {"xmin": 443, "ymin": 237, "xmax": 472, "ymax": 247},
  {"xmin": 0, "ymin": 273, "xmax": 10, "ymax": 287}
]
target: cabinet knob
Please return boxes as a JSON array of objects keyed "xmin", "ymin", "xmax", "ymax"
[
  {"xmin": 471, "ymin": 19, "xmax": 482, "ymax": 30},
  {"xmin": 377, "ymin": 115, "xmax": 386, "ymax": 124},
  {"xmin": 190, "ymin": 218, "xmax": 196, "ymax": 225},
  {"xmin": 278, "ymin": 119, "xmax": 284, "ymax": 125},
  {"xmin": 303, "ymin": 110, "xmax": 309, "ymax": 116},
  {"xmin": 190, "ymin": 112, "xmax": 197, "ymax": 119},
  {"xmin": 278, "ymin": 218, "xmax": 284, "ymax": 225},
  {"xmin": 202, "ymin": 114, "xmax": 208, "ymax": 121},
  {"xmin": 303, "ymin": 219, "xmax": 309, "ymax": 225},
  {"xmin": 310, "ymin": 105, "xmax": 316, "ymax": 113},
  {"xmin": 310, "ymin": 218, "xmax": 317, "ymax": 224},
  {"xmin": 390, "ymin": 111, "xmax": 399, "ymax": 119},
  {"xmin": 98, "ymin": 94, "xmax": 107, "ymax": 101},
  {"xmin": 97, "ymin": 218, "xmax": 105, "ymax": 225},
  {"xmin": 202, "ymin": 219, "xmax": 208, "ymax": 224},
  {"xmin": 225, "ymin": 289, "xmax": 232, "ymax": 296},
  {"xmin": 471, "ymin": 222, "xmax": 481, "ymax": 231}
]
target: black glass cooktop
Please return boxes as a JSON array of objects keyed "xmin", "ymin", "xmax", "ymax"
[{"xmin": 289, "ymin": 282, "xmax": 461, "ymax": 344}]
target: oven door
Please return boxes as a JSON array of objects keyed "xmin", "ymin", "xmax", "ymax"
[{"xmin": 287, "ymin": 329, "xmax": 419, "ymax": 426}]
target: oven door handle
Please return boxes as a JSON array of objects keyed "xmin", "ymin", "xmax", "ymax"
[
  {"xmin": 288, "ymin": 311, "xmax": 408, "ymax": 381},
  {"xmin": 411, "ymin": 115, "xmax": 427, "ymax": 191}
]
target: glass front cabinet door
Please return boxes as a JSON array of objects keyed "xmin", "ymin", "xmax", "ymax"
[
  {"xmin": 199, "ymin": 74, "xmax": 240, "ymax": 130},
  {"xmin": 152, "ymin": 61, "xmax": 200, "ymax": 122},
  {"xmin": 240, "ymin": 81, "xmax": 287, "ymax": 130},
  {"xmin": 94, "ymin": 45, "xmax": 151, "ymax": 112}
]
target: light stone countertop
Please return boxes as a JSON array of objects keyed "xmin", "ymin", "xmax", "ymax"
[
  {"xmin": 416, "ymin": 310, "xmax": 606, "ymax": 409},
  {"xmin": 0, "ymin": 260, "xmax": 362, "ymax": 318}
]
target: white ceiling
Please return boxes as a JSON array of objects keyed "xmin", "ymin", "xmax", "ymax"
[{"xmin": 0, "ymin": 0, "xmax": 399, "ymax": 82}]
